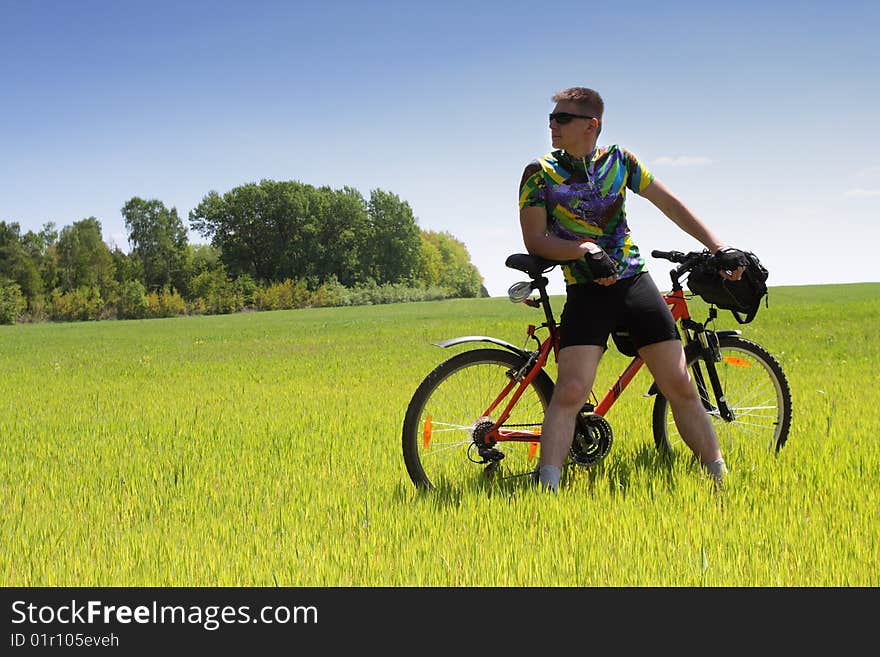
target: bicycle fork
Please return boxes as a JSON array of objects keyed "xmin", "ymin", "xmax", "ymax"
[{"xmin": 684, "ymin": 319, "xmax": 736, "ymax": 422}]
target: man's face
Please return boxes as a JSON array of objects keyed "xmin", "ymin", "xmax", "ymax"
[{"xmin": 549, "ymin": 101, "xmax": 600, "ymax": 149}]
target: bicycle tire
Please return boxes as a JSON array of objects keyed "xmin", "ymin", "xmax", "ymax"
[
  {"xmin": 402, "ymin": 348, "xmax": 554, "ymax": 490},
  {"xmin": 652, "ymin": 335, "xmax": 792, "ymax": 455}
]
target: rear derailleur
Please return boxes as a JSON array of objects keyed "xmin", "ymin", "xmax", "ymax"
[{"xmin": 469, "ymin": 417, "xmax": 506, "ymax": 464}]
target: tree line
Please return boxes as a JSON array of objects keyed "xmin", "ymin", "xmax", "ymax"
[{"xmin": 0, "ymin": 180, "xmax": 486, "ymax": 324}]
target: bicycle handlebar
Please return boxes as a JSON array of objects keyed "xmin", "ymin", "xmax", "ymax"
[
  {"xmin": 507, "ymin": 249, "xmax": 714, "ymax": 289},
  {"xmin": 651, "ymin": 249, "xmax": 712, "ymax": 264},
  {"xmin": 651, "ymin": 249, "xmax": 715, "ymax": 289},
  {"xmin": 651, "ymin": 249, "xmax": 685, "ymax": 262}
]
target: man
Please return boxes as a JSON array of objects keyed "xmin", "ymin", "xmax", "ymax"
[{"xmin": 518, "ymin": 87, "xmax": 746, "ymax": 491}]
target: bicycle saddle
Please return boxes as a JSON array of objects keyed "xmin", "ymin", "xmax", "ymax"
[{"xmin": 505, "ymin": 253, "xmax": 566, "ymax": 279}]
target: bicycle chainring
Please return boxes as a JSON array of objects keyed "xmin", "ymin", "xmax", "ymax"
[{"xmin": 569, "ymin": 413, "xmax": 613, "ymax": 467}]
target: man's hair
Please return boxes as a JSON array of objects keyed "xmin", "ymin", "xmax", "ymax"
[{"xmin": 552, "ymin": 87, "xmax": 604, "ymax": 134}]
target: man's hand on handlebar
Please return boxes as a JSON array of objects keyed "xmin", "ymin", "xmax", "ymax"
[{"xmin": 713, "ymin": 247, "xmax": 747, "ymax": 281}]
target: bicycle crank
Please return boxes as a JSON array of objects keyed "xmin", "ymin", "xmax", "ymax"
[{"xmin": 570, "ymin": 412, "xmax": 613, "ymax": 467}]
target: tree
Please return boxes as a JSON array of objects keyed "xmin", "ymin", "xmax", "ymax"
[
  {"xmin": 55, "ymin": 218, "xmax": 116, "ymax": 297},
  {"xmin": 364, "ymin": 189, "xmax": 422, "ymax": 285},
  {"xmin": 0, "ymin": 278, "xmax": 25, "ymax": 324},
  {"xmin": 121, "ymin": 197, "xmax": 188, "ymax": 293},
  {"xmin": 190, "ymin": 179, "xmax": 485, "ymax": 296},
  {"xmin": 418, "ymin": 230, "xmax": 484, "ymax": 297},
  {"xmin": 189, "ymin": 180, "xmax": 371, "ymax": 287},
  {"xmin": 110, "ymin": 245, "xmax": 143, "ymax": 288},
  {"xmin": 29, "ymin": 223, "xmax": 60, "ymax": 296},
  {"xmin": 190, "ymin": 181, "xmax": 311, "ymax": 283},
  {"xmin": 306, "ymin": 185, "xmax": 371, "ymax": 286},
  {"xmin": 416, "ymin": 231, "xmax": 443, "ymax": 287},
  {"xmin": 185, "ymin": 243, "xmax": 221, "ymax": 277},
  {"xmin": 0, "ymin": 221, "xmax": 43, "ymax": 305}
]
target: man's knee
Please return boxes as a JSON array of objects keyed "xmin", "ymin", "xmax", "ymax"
[
  {"xmin": 659, "ymin": 372, "xmax": 698, "ymax": 406},
  {"xmin": 550, "ymin": 378, "xmax": 591, "ymax": 410}
]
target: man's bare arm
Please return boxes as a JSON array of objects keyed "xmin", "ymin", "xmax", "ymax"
[
  {"xmin": 519, "ymin": 206, "xmax": 600, "ymax": 260},
  {"xmin": 639, "ymin": 178, "xmax": 743, "ymax": 279},
  {"xmin": 519, "ymin": 206, "xmax": 618, "ymax": 285}
]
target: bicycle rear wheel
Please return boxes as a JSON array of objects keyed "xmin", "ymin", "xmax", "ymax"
[
  {"xmin": 652, "ymin": 335, "xmax": 792, "ymax": 455},
  {"xmin": 402, "ymin": 348, "xmax": 554, "ymax": 490}
]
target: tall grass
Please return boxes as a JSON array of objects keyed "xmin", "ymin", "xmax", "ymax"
[{"xmin": 1, "ymin": 283, "xmax": 878, "ymax": 586}]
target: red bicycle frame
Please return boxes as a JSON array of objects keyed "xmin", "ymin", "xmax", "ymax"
[{"xmin": 482, "ymin": 288, "xmax": 692, "ymax": 447}]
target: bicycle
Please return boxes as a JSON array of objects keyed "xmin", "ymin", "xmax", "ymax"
[{"xmin": 401, "ymin": 249, "xmax": 792, "ymax": 490}]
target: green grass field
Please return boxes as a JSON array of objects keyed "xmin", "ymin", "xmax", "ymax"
[{"xmin": 2, "ymin": 282, "xmax": 878, "ymax": 586}]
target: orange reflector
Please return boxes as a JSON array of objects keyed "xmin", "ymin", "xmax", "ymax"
[
  {"xmin": 528, "ymin": 441, "xmax": 538, "ymax": 462},
  {"xmin": 723, "ymin": 356, "xmax": 751, "ymax": 367},
  {"xmin": 423, "ymin": 415, "xmax": 433, "ymax": 449}
]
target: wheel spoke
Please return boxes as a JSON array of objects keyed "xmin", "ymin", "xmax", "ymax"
[
  {"xmin": 653, "ymin": 336, "xmax": 791, "ymax": 456},
  {"xmin": 402, "ymin": 349, "xmax": 552, "ymax": 489}
]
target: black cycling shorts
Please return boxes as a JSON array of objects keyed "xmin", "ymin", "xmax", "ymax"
[{"xmin": 558, "ymin": 272, "xmax": 679, "ymax": 352}]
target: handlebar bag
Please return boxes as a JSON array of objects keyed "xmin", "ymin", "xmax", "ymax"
[{"xmin": 686, "ymin": 252, "xmax": 769, "ymax": 324}]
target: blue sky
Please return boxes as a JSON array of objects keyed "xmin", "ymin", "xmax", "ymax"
[{"xmin": 2, "ymin": 0, "xmax": 878, "ymax": 296}]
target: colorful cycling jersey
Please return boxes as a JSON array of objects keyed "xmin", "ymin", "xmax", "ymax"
[{"xmin": 518, "ymin": 145, "xmax": 654, "ymax": 285}]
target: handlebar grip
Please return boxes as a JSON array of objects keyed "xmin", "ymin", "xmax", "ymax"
[{"xmin": 651, "ymin": 250, "xmax": 685, "ymax": 262}]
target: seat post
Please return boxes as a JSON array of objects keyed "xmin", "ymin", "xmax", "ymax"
[{"xmin": 533, "ymin": 276, "xmax": 555, "ymax": 327}]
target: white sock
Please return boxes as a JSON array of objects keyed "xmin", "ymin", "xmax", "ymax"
[
  {"xmin": 538, "ymin": 464, "xmax": 561, "ymax": 491},
  {"xmin": 706, "ymin": 458, "xmax": 727, "ymax": 480}
]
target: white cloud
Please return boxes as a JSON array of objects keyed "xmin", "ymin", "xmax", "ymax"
[
  {"xmin": 843, "ymin": 188, "xmax": 880, "ymax": 199},
  {"xmin": 652, "ymin": 155, "xmax": 714, "ymax": 167}
]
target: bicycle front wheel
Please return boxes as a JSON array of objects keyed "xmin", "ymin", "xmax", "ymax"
[
  {"xmin": 402, "ymin": 348, "xmax": 554, "ymax": 490},
  {"xmin": 652, "ymin": 336, "xmax": 792, "ymax": 456}
]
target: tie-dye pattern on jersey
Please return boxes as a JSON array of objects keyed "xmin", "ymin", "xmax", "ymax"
[{"xmin": 518, "ymin": 145, "xmax": 654, "ymax": 285}]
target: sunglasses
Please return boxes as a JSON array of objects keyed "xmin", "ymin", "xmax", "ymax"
[{"xmin": 549, "ymin": 112, "xmax": 596, "ymax": 125}]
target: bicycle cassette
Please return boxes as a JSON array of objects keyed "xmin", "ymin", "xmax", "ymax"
[{"xmin": 570, "ymin": 412, "xmax": 613, "ymax": 467}]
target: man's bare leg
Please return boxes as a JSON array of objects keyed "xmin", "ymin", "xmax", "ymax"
[
  {"xmin": 537, "ymin": 344, "xmax": 604, "ymax": 490},
  {"xmin": 638, "ymin": 339, "xmax": 726, "ymax": 482}
]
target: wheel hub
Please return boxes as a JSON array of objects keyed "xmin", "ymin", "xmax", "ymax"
[{"xmin": 470, "ymin": 417, "xmax": 505, "ymax": 463}]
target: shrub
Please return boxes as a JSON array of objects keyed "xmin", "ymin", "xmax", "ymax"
[
  {"xmin": 342, "ymin": 281, "xmax": 450, "ymax": 306},
  {"xmin": 49, "ymin": 287, "xmax": 103, "ymax": 322},
  {"xmin": 310, "ymin": 275, "xmax": 348, "ymax": 308},
  {"xmin": 118, "ymin": 280, "xmax": 149, "ymax": 319},
  {"xmin": 190, "ymin": 269, "xmax": 241, "ymax": 315},
  {"xmin": 254, "ymin": 279, "xmax": 310, "ymax": 311},
  {"xmin": 0, "ymin": 278, "xmax": 26, "ymax": 325},
  {"xmin": 145, "ymin": 287, "xmax": 187, "ymax": 318},
  {"xmin": 24, "ymin": 295, "xmax": 49, "ymax": 323},
  {"xmin": 234, "ymin": 274, "xmax": 259, "ymax": 308}
]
